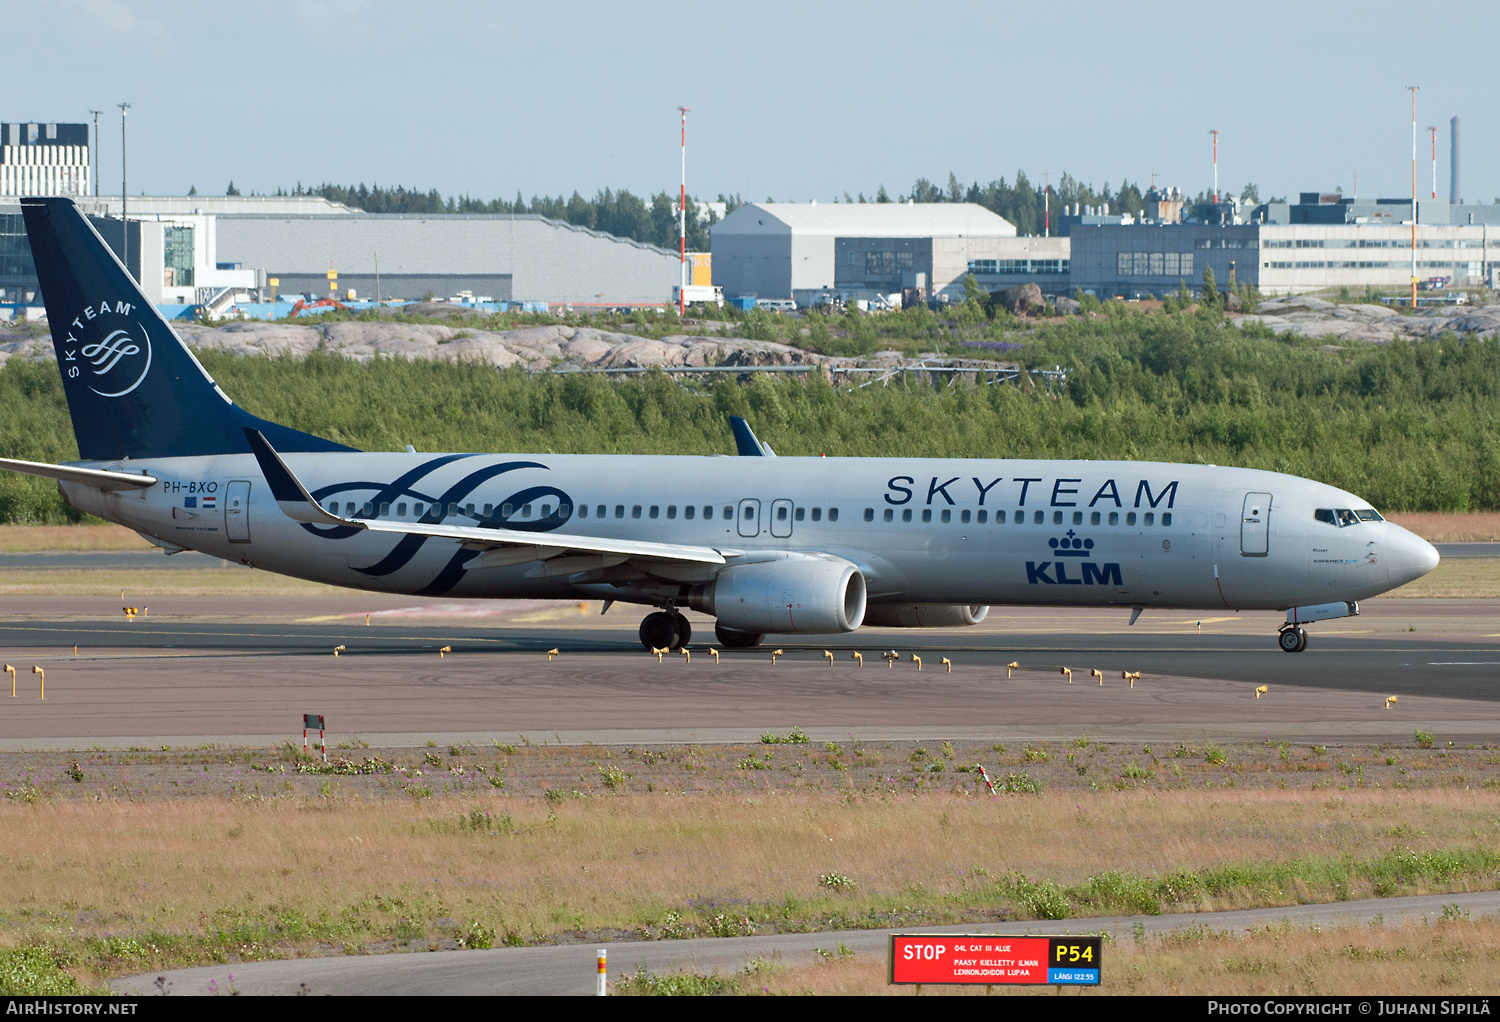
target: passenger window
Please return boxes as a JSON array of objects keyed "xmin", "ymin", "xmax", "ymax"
[
  {"xmin": 883, "ymin": 508, "xmax": 894, "ymax": 522},
  {"xmin": 920, "ymin": 509, "xmax": 932, "ymax": 523},
  {"xmin": 703, "ymin": 506, "xmax": 713, "ymax": 519},
  {"xmin": 579, "ymin": 504, "xmax": 589, "ymax": 518},
  {"xmin": 559, "ymin": 504, "xmax": 571, "ymax": 519},
  {"xmin": 742, "ymin": 506, "xmax": 753, "ymax": 520},
  {"xmin": 327, "ymin": 502, "xmax": 338, "ymax": 514},
  {"xmin": 521, "ymin": 504, "xmax": 532, "ymax": 518},
  {"xmin": 1090, "ymin": 511, "xmax": 1100, "ymax": 525},
  {"xmin": 1033, "ymin": 511, "xmax": 1044, "ymax": 525},
  {"xmin": 345, "ymin": 502, "xmax": 356, "ymax": 516},
  {"xmin": 1126, "ymin": 512, "xmax": 1137, "ymax": 526},
  {"xmin": 794, "ymin": 507, "xmax": 804, "ymax": 522},
  {"xmin": 467, "ymin": 503, "xmax": 477, "ymax": 517},
  {"xmin": 632, "ymin": 505, "xmax": 642, "ymax": 518},
  {"xmin": 960, "ymin": 509, "xmax": 970, "ymax": 524},
  {"xmin": 483, "ymin": 503, "xmax": 493, "ymax": 517},
  {"xmin": 397, "ymin": 503, "xmax": 407, "ymax": 516},
  {"xmin": 941, "ymin": 509, "xmax": 951, "ymax": 523},
  {"xmin": 776, "ymin": 507, "xmax": 787, "ymax": 521},
  {"xmin": 902, "ymin": 508, "xmax": 913, "ymax": 522},
  {"xmin": 995, "ymin": 510, "xmax": 1006, "ymax": 523},
  {"xmin": 448, "ymin": 503, "xmax": 459, "ymax": 517},
  {"xmin": 864, "ymin": 508, "xmax": 874, "ymax": 522},
  {"xmin": 1109, "ymin": 511, "xmax": 1118, "ymax": 526},
  {"xmin": 540, "ymin": 504, "xmax": 552, "ymax": 518},
  {"xmin": 414, "ymin": 503, "xmax": 425, "ymax": 517},
  {"xmin": 615, "ymin": 505, "xmax": 625, "ymax": 519},
  {"xmin": 1162, "ymin": 512, "xmax": 1171, "ymax": 526},
  {"xmin": 501, "ymin": 503, "xmax": 512, "ymax": 518},
  {"xmin": 977, "ymin": 510, "xmax": 987, "ymax": 523},
  {"xmin": 1071, "ymin": 511, "xmax": 1081, "ymax": 525},
  {"xmin": 1214, "ymin": 513, "xmax": 1226, "ymax": 527},
  {"xmin": 828, "ymin": 508, "xmax": 838, "ymax": 521},
  {"xmin": 722, "ymin": 506, "xmax": 732, "ymax": 520},
  {"xmin": 684, "ymin": 505, "xmax": 695, "ymax": 520},
  {"xmin": 1144, "ymin": 512, "xmax": 1155, "ymax": 526},
  {"xmin": 649, "ymin": 506, "xmax": 659, "ymax": 519},
  {"xmin": 1052, "ymin": 511, "xmax": 1063, "ymax": 525},
  {"xmin": 380, "ymin": 502, "xmax": 390, "ymax": 516},
  {"xmin": 666, "ymin": 505, "xmax": 677, "ymax": 519},
  {"xmin": 598, "ymin": 505, "xmax": 607, "ymax": 518}
]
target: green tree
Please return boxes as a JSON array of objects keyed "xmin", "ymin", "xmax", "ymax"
[
  {"xmin": 225, "ymin": 181, "xmax": 240, "ymax": 196},
  {"xmin": 1201, "ymin": 265, "xmax": 1219, "ymax": 308}
]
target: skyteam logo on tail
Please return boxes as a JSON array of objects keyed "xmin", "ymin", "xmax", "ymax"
[
  {"xmin": 1026, "ymin": 531, "xmax": 1123, "ymax": 586},
  {"xmin": 62, "ymin": 299, "xmax": 152, "ymax": 398}
]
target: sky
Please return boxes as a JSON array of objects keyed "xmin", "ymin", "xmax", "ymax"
[{"xmin": 8, "ymin": 0, "xmax": 1497, "ymax": 208}]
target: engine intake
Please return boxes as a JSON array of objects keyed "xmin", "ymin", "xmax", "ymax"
[
  {"xmin": 691, "ymin": 556, "xmax": 866, "ymax": 634},
  {"xmin": 862, "ymin": 604, "xmax": 989, "ymax": 628}
]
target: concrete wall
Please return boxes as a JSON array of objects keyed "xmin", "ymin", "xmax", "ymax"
[
  {"xmin": 215, "ymin": 215, "xmax": 679, "ymax": 304},
  {"xmin": 711, "ymin": 230, "xmax": 792, "ymax": 299}
]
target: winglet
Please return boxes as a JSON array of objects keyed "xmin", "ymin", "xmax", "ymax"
[
  {"xmin": 729, "ymin": 416, "xmax": 776, "ymax": 457},
  {"xmin": 243, "ymin": 428, "xmax": 359, "ymax": 527}
]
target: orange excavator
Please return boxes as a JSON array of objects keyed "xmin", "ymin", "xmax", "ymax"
[{"xmin": 286, "ymin": 297, "xmax": 350, "ymax": 318}]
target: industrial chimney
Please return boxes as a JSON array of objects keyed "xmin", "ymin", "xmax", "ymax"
[{"xmin": 1450, "ymin": 116, "xmax": 1461, "ymax": 204}]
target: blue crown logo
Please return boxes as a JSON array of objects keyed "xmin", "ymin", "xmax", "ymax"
[{"xmin": 1048, "ymin": 530, "xmax": 1094, "ymax": 557}]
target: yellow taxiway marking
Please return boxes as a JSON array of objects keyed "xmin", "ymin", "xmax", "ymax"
[{"xmin": 1167, "ymin": 616, "xmax": 1240, "ymax": 626}]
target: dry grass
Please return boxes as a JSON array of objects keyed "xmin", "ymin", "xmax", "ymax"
[
  {"xmin": 0, "ymin": 568, "xmax": 357, "ymax": 596},
  {"xmin": 743, "ymin": 916, "xmax": 1500, "ymax": 995},
  {"xmin": 1383, "ymin": 557, "xmax": 1500, "ymax": 598},
  {"xmin": 2, "ymin": 788, "xmax": 1497, "ymax": 983},
  {"xmin": 0, "ymin": 525, "xmax": 148, "ymax": 552},
  {"xmin": 1385, "ymin": 512, "xmax": 1500, "ymax": 544}
]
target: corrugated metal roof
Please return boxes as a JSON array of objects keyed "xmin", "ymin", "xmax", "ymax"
[{"xmin": 715, "ymin": 202, "xmax": 1015, "ymax": 238}]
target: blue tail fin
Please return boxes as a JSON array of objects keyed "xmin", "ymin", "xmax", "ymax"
[{"xmin": 20, "ymin": 196, "xmax": 353, "ymax": 461}]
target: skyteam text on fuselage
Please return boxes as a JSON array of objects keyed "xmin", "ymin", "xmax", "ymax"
[{"xmin": 3, "ymin": 197, "xmax": 1439, "ymax": 654}]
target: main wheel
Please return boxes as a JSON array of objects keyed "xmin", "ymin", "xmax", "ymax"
[
  {"xmin": 639, "ymin": 611, "xmax": 682, "ymax": 651},
  {"xmin": 1278, "ymin": 627, "xmax": 1303, "ymax": 653},
  {"xmin": 714, "ymin": 623, "xmax": 764, "ymax": 648},
  {"xmin": 673, "ymin": 613, "xmax": 692, "ymax": 647}
]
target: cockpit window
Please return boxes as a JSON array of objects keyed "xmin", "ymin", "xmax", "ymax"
[
  {"xmin": 1316, "ymin": 508, "xmax": 1366, "ymax": 527},
  {"xmin": 1355, "ymin": 509, "xmax": 1384, "ymax": 522}
]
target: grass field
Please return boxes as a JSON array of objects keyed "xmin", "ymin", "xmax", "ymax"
[
  {"xmin": 1384, "ymin": 556, "xmax": 1500, "ymax": 598},
  {"xmin": 2, "ymin": 780, "xmax": 1498, "ymax": 990},
  {"xmin": 621, "ymin": 916, "xmax": 1500, "ymax": 995}
]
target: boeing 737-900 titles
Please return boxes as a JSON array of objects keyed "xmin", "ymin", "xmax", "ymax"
[{"xmin": 0, "ymin": 197, "xmax": 1439, "ymax": 654}]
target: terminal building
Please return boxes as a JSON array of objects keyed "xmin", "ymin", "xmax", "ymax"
[{"xmin": 710, "ymin": 202, "xmax": 1070, "ymax": 305}]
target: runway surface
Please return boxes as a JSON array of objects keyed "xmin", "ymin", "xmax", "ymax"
[
  {"xmin": 112, "ymin": 889, "xmax": 1500, "ymax": 996},
  {"xmin": 0, "ymin": 593, "xmax": 1496, "ymax": 748}
]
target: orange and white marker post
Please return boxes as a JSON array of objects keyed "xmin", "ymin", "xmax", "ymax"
[{"xmin": 596, "ymin": 948, "xmax": 607, "ymax": 996}]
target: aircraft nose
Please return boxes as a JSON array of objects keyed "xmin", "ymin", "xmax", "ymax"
[{"xmin": 1385, "ymin": 524, "xmax": 1440, "ymax": 588}]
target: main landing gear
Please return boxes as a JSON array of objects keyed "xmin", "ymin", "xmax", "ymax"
[
  {"xmin": 639, "ymin": 610, "xmax": 692, "ymax": 651},
  {"xmin": 713, "ymin": 623, "xmax": 764, "ymax": 649},
  {"xmin": 1278, "ymin": 626, "xmax": 1308, "ymax": 654}
]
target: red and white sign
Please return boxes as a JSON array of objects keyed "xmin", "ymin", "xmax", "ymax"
[{"xmin": 889, "ymin": 935, "xmax": 1048, "ymax": 984}]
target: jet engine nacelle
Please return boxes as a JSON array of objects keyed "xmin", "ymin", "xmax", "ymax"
[
  {"xmin": 691, "ymin": 555, "xmax": 867, "ymax": 634},
  {"xmin": 862, "ymin": 603, "xmax": 990, "ymax": 628}
]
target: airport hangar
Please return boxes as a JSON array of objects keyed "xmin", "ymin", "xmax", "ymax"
[
  {"xmin": 3, "ymin": 194, "xmax": 683, "ymax": 312},
  {"xmin": 709, "ymin": 202, "xmax": 1071, "ymax": 306}
]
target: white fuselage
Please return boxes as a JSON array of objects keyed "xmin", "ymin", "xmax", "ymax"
[{"xmin": 61, "ymin": 452, "xmax": 1438, "ymax": 613}]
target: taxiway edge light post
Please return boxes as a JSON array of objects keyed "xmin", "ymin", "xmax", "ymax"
[{"xmin": 678, "ymin": 106, "xmax": 689, "ymax": 318}]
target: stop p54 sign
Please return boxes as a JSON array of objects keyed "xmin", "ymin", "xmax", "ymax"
[{"xmin": 888, "ymin": 934, "xmax": 1100, "ymax": 986}]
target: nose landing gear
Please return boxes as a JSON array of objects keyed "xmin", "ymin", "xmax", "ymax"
[
  {"xmin": 638, "ymin": 609, "xmax": 692, "ymax": 651},
  {"xmin": 1278, "ymin": 626, "xmax": 1308, "ymax": 653}
]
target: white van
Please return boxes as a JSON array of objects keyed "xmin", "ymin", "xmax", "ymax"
[{"xmin": 755, "ymin": 298, "xmax": 797, "ymax": 312}]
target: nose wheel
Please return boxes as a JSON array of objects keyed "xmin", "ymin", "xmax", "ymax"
[{"xmin": 1278, "ymin": 626, "xmax": 1308, "ymax": 653}]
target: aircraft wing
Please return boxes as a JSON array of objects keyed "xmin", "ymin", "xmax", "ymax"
[
  {"xmin": 244, "ymin": 429, "xmax": 728, "ymax": 566},
  {"xmin": 0, "ymin": 457, "xmax": 156, "ymax": 491}
]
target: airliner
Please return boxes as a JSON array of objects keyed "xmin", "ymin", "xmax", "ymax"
[{"xmin": 0, "ymin": 197, "xmax": 1439, "ymax": 654}]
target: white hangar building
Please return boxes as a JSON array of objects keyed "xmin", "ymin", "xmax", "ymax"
[{"xmin": 710, "ymin": 202, "xmax": 1068, "ymax": 305}]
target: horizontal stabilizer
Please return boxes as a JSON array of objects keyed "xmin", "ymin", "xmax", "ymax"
[{"xmin": 0, "ymin": 457, "xmax": 155, "ymax": 491}]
